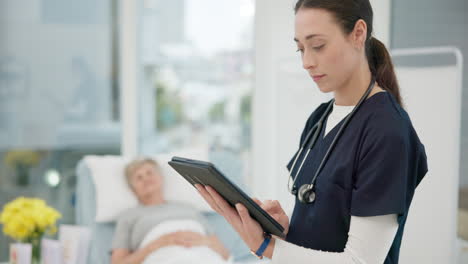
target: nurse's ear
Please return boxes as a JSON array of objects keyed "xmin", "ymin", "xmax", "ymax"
[{"xmin": 348, "ymin": 19, "xmax": 368, "ymax": 52}]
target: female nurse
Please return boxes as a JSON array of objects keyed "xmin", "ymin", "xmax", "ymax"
[{"xmin": 196, "ymin": 0, "xmax": 428, "ymax": 263}]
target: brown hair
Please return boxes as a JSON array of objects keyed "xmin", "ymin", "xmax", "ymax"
[
  {"xmin": 124, "ymin": 158, "xmax": 160, "ymax": 187},
  {"xmin": 294, "ymin": 0, "xmax": 403, "ymax": 106}
]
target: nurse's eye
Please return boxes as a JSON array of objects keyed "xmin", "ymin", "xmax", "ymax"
[
  {"xmin": 313, "ymin": 44, "xmax": 325, "ymax": 51},
  {"xmin": 296, "ymin": 48, "xmax": 304, "ymax": 54}
]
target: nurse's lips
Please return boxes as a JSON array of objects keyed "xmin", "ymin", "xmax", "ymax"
[{"xmin": 312, "ymin": 74, "xmax": 326, "ymax": 82}]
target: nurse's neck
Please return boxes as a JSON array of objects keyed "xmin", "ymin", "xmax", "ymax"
[{"xmin": 333, "ymin": 63, "xmax": 382, "ymax": 106}]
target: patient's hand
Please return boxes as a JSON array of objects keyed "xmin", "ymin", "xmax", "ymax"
[
  {"xmin": 174, "ymin": 231, "xmax": 208, "ymax": 247},
  {"xmin": 112, "ymin": 231, "xmax": 211, "ymax": 264},
  {"xmin": 169, "ymin": 231, "xmax": 208, "ymax": 247},
  {"xmin": 149, "ymin": 231, "xmax": 207, "ymax": 249},
  {"xmin": 150, "ymin": 231, "xmax": 230, "ymax": 260}
]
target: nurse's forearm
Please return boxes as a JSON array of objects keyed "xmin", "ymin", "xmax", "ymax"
[
  {"xmin": 267, "ymin": 214, "xmax": 398, "ymax": 263},
  {"xmin": 269, "ymin": 238, "xmax": 362, "ymax": 263}
]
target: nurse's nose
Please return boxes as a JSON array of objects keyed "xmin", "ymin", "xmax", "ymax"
[{"xmin": 302, "ymin": 49, "xmax": 318, "ymax": 70}]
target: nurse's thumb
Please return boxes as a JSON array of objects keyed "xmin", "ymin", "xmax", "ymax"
[
  {"xmin": 252, "ymin": 197, "xmax": 263, "ymax": 206},
  {"xmin": 253, "ymin": 198, "xmax": 270, "ymax": 212}
]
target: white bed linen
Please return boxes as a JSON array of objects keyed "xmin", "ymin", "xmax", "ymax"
[{"xmin": 140, "ymin": 219, "xmax": 231, "ymax": 264}]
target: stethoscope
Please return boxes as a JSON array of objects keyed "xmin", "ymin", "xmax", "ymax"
[{"xmin": 288, "ymin": 76, "xmax": 376, "ymax": 204}]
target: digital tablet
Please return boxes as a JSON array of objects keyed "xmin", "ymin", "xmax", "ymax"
[{"xmin": 168, "ymin": 156, "xmax": 286, "ymax": 238}]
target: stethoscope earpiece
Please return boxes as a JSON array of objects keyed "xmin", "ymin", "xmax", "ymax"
[{"xmin": 288, "ymin": 76, "xmax": 376, "ymax": 204}]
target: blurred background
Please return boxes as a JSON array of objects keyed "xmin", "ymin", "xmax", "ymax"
[{"xmin": 0, "ymin": 0, "xmax": 466, "ymax": 263}]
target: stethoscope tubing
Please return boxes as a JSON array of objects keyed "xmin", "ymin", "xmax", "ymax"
[{"xmin": 288, "ymin": 76, "xmax": 376, "ymax": 196}]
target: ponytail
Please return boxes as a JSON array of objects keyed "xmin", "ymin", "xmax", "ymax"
[{"xmin": 367, "ymin": 37, "xmax": 403, "ymax": 106}]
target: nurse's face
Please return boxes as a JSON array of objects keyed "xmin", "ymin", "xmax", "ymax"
[{"xmin": 294, "ymin": 8, "xmax": 364, "ymax": 93}]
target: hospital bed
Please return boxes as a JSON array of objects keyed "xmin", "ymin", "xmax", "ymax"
[{"xmin": 75, "ymin": 150, "xmax": 271, "ymax": 264}]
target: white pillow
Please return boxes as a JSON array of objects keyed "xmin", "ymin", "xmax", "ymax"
[{"xmin": 84, "ymin": 148, "xmax": 213, "ymax": 223}]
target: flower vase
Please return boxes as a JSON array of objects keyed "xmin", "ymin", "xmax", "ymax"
[{"xmin": 28, "ymin": 236, "xmax": 41, "ymax": 264}]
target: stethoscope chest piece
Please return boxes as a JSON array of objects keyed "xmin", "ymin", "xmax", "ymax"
[{"xmin": 297, "ymin": 184, "xmax": 316, "ymax": 203}]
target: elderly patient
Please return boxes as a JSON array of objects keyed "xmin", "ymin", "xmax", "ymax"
[{"xmin": 111, "ymin": 158, "xmax": 231, "ymax": 264}]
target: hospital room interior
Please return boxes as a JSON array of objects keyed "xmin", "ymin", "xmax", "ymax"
[{"xmin": 0, "ymin": 0, "xmax": 467, "ymax": 263}]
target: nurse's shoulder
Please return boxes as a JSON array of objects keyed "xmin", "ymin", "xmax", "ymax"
[
  {"xmin": 357, "ymin": 91, "xmax": 428, "ymax": 192},
  {"xmin": 360, "ymin": 91, "xmax": 419, "ymax": 149}
]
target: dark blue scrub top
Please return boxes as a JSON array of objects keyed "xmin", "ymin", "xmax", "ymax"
[{"xmin": 286, "ymin": 91, "xmax": 428, "ymax": 264}]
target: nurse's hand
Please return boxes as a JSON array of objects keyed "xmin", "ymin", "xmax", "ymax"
[
  {"xmin": 252, "ymin": 198, "xmax": 289, "ymax": 237},
  {"xmin": 195, "ymin": 184, "xmax": 266, "ymax": 253}
]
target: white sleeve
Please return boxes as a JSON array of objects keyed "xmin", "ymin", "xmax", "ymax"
[{"xmin": 271, "ymin": 214, "xmax": 399, "ymax": 264}]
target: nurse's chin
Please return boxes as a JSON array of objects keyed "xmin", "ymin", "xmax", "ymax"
[{"xmin": 315, "ymin": 84, "xmax": 334, "ymax": 94}]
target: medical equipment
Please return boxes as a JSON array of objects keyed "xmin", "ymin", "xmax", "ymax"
[{"xmin": 288, "ymin": 77, "xmax": 376, "ymax": 204}]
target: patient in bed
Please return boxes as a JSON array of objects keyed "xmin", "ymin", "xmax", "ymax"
[{"xmin": 111, "ymin": 158, "xmax": 231, "ymax": 264}]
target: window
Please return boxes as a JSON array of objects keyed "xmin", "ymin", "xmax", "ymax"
[
  {"xmin": 0, "ymin": 0, "xmax": 119, "ymax": 259},
  {"xmin": 137, "ymin": 0, "xmax": 255, "ymax": 188}
]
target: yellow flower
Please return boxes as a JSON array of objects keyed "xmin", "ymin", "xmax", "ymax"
[
  {"xmin": 0, "ymin": 197, "xmax": 61, "ymax": 242},
  {"xmin": 31, "ymin": 198, "xmax": 45, "ymax": 207},
  {"xmin": 14, "ymin": 224, "xmax": 29, "ymax": 240},
  {"xmin": 3, "ymin": 219, "xmax": 29, "ymax": 241},
  {"xmin": 0, "ymin": 210, "xmax": 12, "ymax": 223}
]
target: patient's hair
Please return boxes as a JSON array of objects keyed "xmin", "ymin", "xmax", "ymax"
[{"xmin": 124, "ymin": 158, "xmax": 161, "ymax": 186}]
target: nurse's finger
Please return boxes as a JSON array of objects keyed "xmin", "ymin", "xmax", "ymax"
[
  {"xmin": 206, "ymin": 186, "xmax": 245, "ymax": 232},
  {"xmin": 236, "ymin": 203, "xmax": 264, "ymax": 248},
  {"xmin": 263, "ymin": 200, "xmax": 285, "ymax": 214},
  {"xmin": 253, "ymin": 198, "xmax": 273, "ymax": 213},
  {"xmin": 195, "ymin": 185, "xmax": 220, "ymax": 212},
  {"xmin": 270, "ymin": 213, "xmax": 283, "ymax": 222},
  {"xmin": 252, "ymin": 197, "xmax": 263, "ymax": 206},
  {"xmin": 206, "ymin": 185, "xmax": 239, "ymax": 218},
  {"xmin": 236, "ymin": 203, "xmax": 254, "ymax": 226},
  {"xmin": 264, "ymin": 199, "xmax": 277, "ymax": 210},
  {"xmin": 257, "ymin": 200, "xmax": 275, "ymax": 213},
  {"xmin": 195, "ymin": 184, "xmax": 223, "ymax": 213}
]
